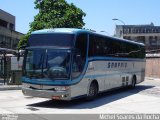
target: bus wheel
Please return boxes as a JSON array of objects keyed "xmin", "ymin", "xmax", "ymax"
[
  {"xmin": 86, "ymin": 82, "xmax": 98, "ymax": 100},
  {"xmin": 131, "ymin": 76, "xmax": 136, "ymax": 88}
]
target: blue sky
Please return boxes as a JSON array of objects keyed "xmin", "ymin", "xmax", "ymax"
[{"xmin": 0, "ymin": 0, "xmax": 159, "ymax": 35}]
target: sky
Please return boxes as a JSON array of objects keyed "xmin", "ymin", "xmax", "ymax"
[{"xmin": 0, "ymin": 0, "xmax": 160, "ymax": 35}]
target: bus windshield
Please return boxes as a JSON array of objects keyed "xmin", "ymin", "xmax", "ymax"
[{"xmin": 24, "ymin": 48, "xmax": 71, "ymax": 80}]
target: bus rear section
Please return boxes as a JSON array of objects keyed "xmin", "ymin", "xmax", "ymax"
[{"xmin": 84, "ymin": 33, "xmax": 145, "ymax": 94}]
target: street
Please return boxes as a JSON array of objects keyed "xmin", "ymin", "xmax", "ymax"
[{"xmin": 0, "ymin": 78, "xmax": 160, "ymax": 114}]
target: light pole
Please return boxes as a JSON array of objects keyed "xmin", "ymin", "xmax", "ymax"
[
  {"xmin": 100, "ymin": 31, "xmax": 109, "ymax": 35},
  {"xmin": 112, "ymin": 18, "xmax": 125, "ymax": 25},
  {"xmin": 112, "ymin": 18, "xmax": 125, "ymax": 38}
]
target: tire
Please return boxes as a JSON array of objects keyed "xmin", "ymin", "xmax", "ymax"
[
  {"xmin": 131, "ymin": 76, "xmax": 136, "ymax": 88},
  {"xmin": 86, "ymin": 82, "xmax": 98, "ymax": 100}
]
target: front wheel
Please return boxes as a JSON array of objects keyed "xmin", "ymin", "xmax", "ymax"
[{"xmin": 86, "ymin": 82, "xmax": 98, "ymax": 100}]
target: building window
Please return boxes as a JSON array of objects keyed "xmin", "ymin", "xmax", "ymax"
[
  {"xmin": 149, "ymin": 36, "xmax": 153, "ymax": 40},
  {"xmin": 0, "ymin": 35, "xmax": 3, "ymax": 43},
  {"xmin": 0, "ymin": 19, "xmax": 8, "ymax": 28},
  {"xmin": 149, "ymin": 36, "xmax": 157, "ymax": 46},
  {"xmin": 124, "ymin": 36, "xmax": 131, "ymax": 40},
  {"xmin": 9, "ymin": 23, "xmax": 14, "ymax": 30},
  {"xmin": 137, "ymin": 36, "xmax": 145, "ymax": 43},
  {"xmin": 155, "ymin": 36, "xmax": 158, "ymax": 40},
  {"xmin": 143, "ymin": 29, "xmax": 146, "ymax": 33}
]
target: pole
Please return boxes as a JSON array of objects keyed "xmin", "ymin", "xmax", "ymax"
[
  {"xmin": 3, "ymin": 51, "xmax": 6, "ymax": 85},
  {"xmin": 112, "ymin": 18, "xmax": 125, "ymax": 38}
]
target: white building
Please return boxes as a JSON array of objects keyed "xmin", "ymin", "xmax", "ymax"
[{"xmin": 115, "ymin": 23, "xmax": 160, "ymax": 51}]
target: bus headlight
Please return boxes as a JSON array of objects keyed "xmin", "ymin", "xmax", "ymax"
[{"xmin": 54, "ymin": 86, "xmax": 70, "ymax": 91}]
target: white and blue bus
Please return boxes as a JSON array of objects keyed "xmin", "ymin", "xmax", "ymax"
[{"xmin": 22, "ymin": 28, "xmax": 145, "ymax": 100}]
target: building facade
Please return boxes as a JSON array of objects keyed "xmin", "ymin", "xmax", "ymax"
[
  {"xmin": 115, "ymin": 23, "xmax": 160, "ymax": 51},
  {"xmin": 0, "ymin": 9, "xmax": 24, "ymax": 84},
  {"xmin": 0, "ymin": 9, "xmax": 24, "ymax": 49}
]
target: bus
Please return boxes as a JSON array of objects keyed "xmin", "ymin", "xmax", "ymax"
[{"xmin": 22, "ymin": 28, "xmax": 146, "ymax": 100}]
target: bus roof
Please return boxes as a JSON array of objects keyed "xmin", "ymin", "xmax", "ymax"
[
  {"xmin": 31, "ymin": 28, "xmax": 145, "ymax": 46},
  {"xmin": 31, "ymin": 28, "xmax": 84, "ymax": 34}
]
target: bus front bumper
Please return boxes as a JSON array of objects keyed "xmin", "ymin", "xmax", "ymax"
[{"xmin": 22, "ymin": 87, "xmax": 71, "ymax": 100}]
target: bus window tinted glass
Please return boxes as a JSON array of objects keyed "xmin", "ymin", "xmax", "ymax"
[
  {"xmin": 89, "ymin": 34, "xmax": 145, "ymax": 59},
  {"xmin": 28, "ymin": 34, "xmax": 74, "ymax": 47},
  {"xmin": 72, "ymin": 33, "xmax": 87, "ymax": 78}
]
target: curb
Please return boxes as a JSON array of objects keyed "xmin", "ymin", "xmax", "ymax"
[
  {"xmin": 0, "ymin": 85, "xmax": 22, "ymax": 91},
  {"xmin": 145, "ymin": 77, "xmax": 160, "ymax": 81}
]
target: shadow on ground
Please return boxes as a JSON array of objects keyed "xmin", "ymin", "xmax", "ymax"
[{"xmin": 27, "ymin": 85, "xmax": 154, "ymax": 109}]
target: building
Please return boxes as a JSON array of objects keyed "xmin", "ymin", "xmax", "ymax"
[
  {"xmin": 0, "ymin": 9, "xmax": 24, "ymax": 49},
  {"xmin": 115, "ymin": 23, "xmax": 160, "ymax": 51},
  {"xmin": 0, "ymin": 9, "xmax": 24, "ymax": 84}
]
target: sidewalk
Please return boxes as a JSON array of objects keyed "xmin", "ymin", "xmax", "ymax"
[
  {"xmin": 0, "ymin": 85, "xmax": 22, "ymax": 91},
  {"xmin": 0, "ymin": 79, "xmax": 22, "ymax": 91},
  {"xmin": 145, "ymin": 77, "xmax": 160, "ymax": 81}
]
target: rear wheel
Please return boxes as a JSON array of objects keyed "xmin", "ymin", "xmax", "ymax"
[{"xmin": 86, "ymin": 82, "xmax": 98, "ymax": 100}]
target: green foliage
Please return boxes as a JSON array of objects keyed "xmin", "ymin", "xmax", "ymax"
[
  {"xmin": 18, "ymin": 0, "xmax": 86, "ymax": 48},
  {"xmin": 18, "ymin": 32, "xmax": 31, "ymax": 48}
]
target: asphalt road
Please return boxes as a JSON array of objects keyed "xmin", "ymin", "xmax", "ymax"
[{"xmin": 0, "ymin": 78, "xmax": 160, "ymax": 119}]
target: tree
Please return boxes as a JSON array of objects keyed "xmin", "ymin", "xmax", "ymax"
[{"xmin": 18, "ymin": 0, "xmax": 86, "ymax": 48}]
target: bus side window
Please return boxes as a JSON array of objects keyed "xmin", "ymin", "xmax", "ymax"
[
  {"xmin": 72, "ymin": 33, "xmax": 87, "ymax": 79},
  {"xmin": 88, "ymin": 34, "xmax": 95, "ymax": 57},
  {"xmin": 72, "ymin": 52, "xmax": 83, "ymax": 78},
  {"xmin": 75, "ymin": 33, "xmax": 87, "ymax": 61}
]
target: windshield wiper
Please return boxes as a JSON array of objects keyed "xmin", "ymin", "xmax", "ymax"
[
  {"xmin": 41, "ymin": 50, "xmax": 49, "ymax": 78},
  {"xmin": 36, "ymin": 54, "xmax": 45, "ymax": 78}
]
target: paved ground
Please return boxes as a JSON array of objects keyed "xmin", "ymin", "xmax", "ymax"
[
  {"xmin": 0, "ymin": 78, "xmax": 160, "ymax": 115},
  {"xmin": 0, "ymin": 78, "xmax": 22, "ymax": 91},
  {"xmin": 0, "ymin": 78, "xmax": 3, "ymax": 85}
]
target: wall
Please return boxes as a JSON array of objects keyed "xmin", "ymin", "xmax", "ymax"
[
  {"xmin": 146, "ymin": 57, "xmax": 160, "ymax": 78},
  {"xmin": 0, "ymin": 26, "xmax": 24, "ymax": 49}
]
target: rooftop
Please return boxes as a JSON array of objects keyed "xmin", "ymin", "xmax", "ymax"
[
  {"xmin": 117, "ymin": 22, "xmax": 160, "ymax": 28},
  {"xmin": 0, "ymin": 9, "xmax": 15, "ymax": 25}
]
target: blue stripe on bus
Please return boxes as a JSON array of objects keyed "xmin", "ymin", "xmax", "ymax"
[
  {"xmin": 84, "ymin": 71, "xmax": 142, "ymax": 79},
  {"xmin": 22, "ymin": 75, "xmax": 83, "ymax": 86},
  {"xmin": 88, "ymin": 57, "xmax": 146, "ymax": 62},
  {"xmin": 22, "ymin": 77, "xmax": 72, "ymax": 86},
  {"xmin": 22, "ymin": 70, "xmax": 142, "ymax": 86},
  {"xmin": 22, "ymin": 57, "xmax": 145, "ymax": 86}
]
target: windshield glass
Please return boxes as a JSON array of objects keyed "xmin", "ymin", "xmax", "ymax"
[{"xmin": 24, "ymin": 48, "xmax": 71, "ymax": 80}]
